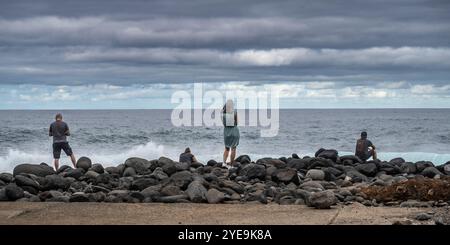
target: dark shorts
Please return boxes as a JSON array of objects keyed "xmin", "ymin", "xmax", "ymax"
[{"xmin": 53, "ymin": 142, "xmax": 73, "ymax": 159}]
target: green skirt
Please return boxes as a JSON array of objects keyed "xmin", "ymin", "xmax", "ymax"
[{"xmin": 224, "ymin": 126, "xmax": 240, "ymax": 148}]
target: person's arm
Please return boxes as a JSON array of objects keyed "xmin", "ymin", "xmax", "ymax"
[
  {"xmin": 65, "ymin": 123, "xmax": 71, "ymax": 136},
  {"xmin": 368, "ymin": 140, "xmax": 375, "ymax": 149},
  {"xmin": 49, "ymin": 124, "xmax": 53, "ymax": 136}
]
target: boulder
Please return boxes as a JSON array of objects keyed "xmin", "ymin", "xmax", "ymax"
[
  {"xmin": 65, "ymin": 168, "xmax": 85, "ymax": 179},
  {"xmin": 90, "ymin": 163, "xmax": 104, "ymax": 174},
  {"xmin": 355, "ymin": 163, "xmax": 378, "ymax": 177},
  {"xmin": 421, "ymin": 167, "xmax": 442, "ymax": 178},
  {"xmin": 158, "ymin": 157, "xmax": 177, "ymax": 175},
  {"xmin": 76, "ymin": 157, "xmax": 92, "ymax": 171},
  {"xmin": 84, "ymin": 170, "xmax": 99, "ymax": 179},
  {"xmin": 287, "ymin": 158, "xmax": 307, "ymax": 170},
  {"xmin": 131, "ymin": 177, "xmax": 159, "ymax": 191},
  {"xmin": 415, "ymin": 213, "xmax": 432, "ymax": 221},
  {"xmin": 306, "ymin": 169, "xmax": 325, "ymax": 181},
  {"xmin": 56, "ymin": 165, "xmax": 72, "ymax": 174},
  {"xmin": 239, "ymin": 163, "xmax": 266, "ymax": 180},
  {"xmin": 14, "ymin": 175, "xmax": 40, "ymax": 189},
  {"xmin": 346, "ymin": 170, "xmax": 368, "ymax": 183},
  {"xmin": 266, "ymin": 159, "xmax": 287, "ymax": 169},
  {"xmin": 307, "ymin": 190, "xmax": 337, "ymax": 209},
  {"xmin": 170, "ymin": 171, "xmax": 193, "ymax": 189},
  {"xmin": 13, "ymin": 163, "xmax": 55, "ymax": 177},
  {"xmin": 123, "ymin": 167, "xmax": 137, "ymax": 177},
  {"xmin": 444, "ymin": 164, "xmax": 450, "ymax": 175},
  {"xmin": 0, "ymin": 173, "xmax": 14, "ymax": 183},
  {"xmin": 206, "ymin": 188, "xmax": 226, "ymax": 204},
  {"xmin": 272, "ymin": 168, "xmax": 300, "ymax": 184},
  {"xmin": 379, "ymin": 162, "xmax": 401, "ymax": 175},
  {"xmin": 235, "ymin": 155, "xmax": 251, "ymax": 164},
  {"xmin": 339, "ymin": 155, "xmax": 362, "ymax": 164},
  {"xmin": 400, "ymin": 162, "xmax": 417, "ymax": 174},
  {"xmin": 43, "ymin": 174, "xmax": 72, "ymax": 190},
  {"xmin": 308, "ymin": 157, "xmax": 333, "ymax": 169},
  {"xmin": 140, "ymin": 184, "xmax": 162, "ymax": 199},
  {"xmin": 315, "ymin": 148, "xmax": 339, "ymax": 162},
  {"xmin": 207, "ymin": 160, "xmax": 218, "ymax": 167},
  {"xmin": 0, "ymin": 188, "xmax": 9, "ymax": 201},
  {"xmin": 389, "ymin": 158, "xmax": 406, "ymax": 166},
  {"xmin": 4, "ymin": 184, "xmax": 24, "ymax": 201},
  {"xmin": 299, "ymin": 181, "xmax": 325, "ymax": 192},
  {"xmin": 151, "ymin": 167, "xmax": 169, "ymax": 180},
  {"xmin": 160, "ymin": 185, "xmax": 182, "ymax": 196},
  {"xmin": 186, "ymin": 180, "xmax": 207, "ymax": 203},
  {"xmin": 157, "ymin": 195, "xmax": 189, "ymax": 203},
  {"xmin": 415, "ymin": 161, "xmax": 434, "ymax": 173},
  {"xmin": 105, "ymin": 166, "xmax": 122, "ymax": 176},
  {"xmin": 125, "ymin": 157, "xmax": 151, "ymax": 174}
]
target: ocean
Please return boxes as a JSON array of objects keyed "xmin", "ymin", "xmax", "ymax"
[{"xmin": 0, "ymin": 109, "xmax": 449, "ymax": 172}]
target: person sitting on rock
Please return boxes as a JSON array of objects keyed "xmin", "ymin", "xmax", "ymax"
[
  {"xmin": 179, "ymin": 147, "xmax": 197, "ymax": 164},
  {"xmin": 49, "ymin": 113, "xmax": 76, "ymax": 170},
  {"xmin": 355, "ymin": 131, "xmax": 377, "ymax": 161}
]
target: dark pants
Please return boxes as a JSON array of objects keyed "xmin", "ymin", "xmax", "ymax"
[{"xmin": 53, "ymin": 142, "xmax": 73, "ymax": 159}]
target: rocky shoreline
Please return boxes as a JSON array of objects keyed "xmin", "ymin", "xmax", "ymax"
[{"xmin": 1, "ymin": 148, "xmax": 449, "ymax": 223}]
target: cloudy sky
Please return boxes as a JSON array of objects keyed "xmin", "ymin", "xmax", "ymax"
[{"xmin": 0, "ymin": 0, "xmax": 449, "ymax": 109}]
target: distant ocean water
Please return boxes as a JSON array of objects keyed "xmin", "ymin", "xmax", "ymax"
[{"xmin": 0, "ymin": 109, "xmax": 449, "ymax": 172}]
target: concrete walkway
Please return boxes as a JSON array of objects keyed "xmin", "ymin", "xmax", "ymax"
[{"xmin": 0, "ymin": 202, "xmax": 432, "ymax": 225}]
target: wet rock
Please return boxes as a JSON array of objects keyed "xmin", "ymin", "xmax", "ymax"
[
  {"xmin": 76, "ymin": 157, "xmax": 92, "ymax": 171},
  {"xmin": 90, "ymin": 163, "xmax": 104, "ymax": 174},
  {"xmin": 307, "ymin": 190, "xmax": 337, "ymax": 209},
  {"xmin": 389, "ymin": 158, "xmax": 405, "ymax": 166},
  {"xmin": 65, "ymin": 168, "xmax": 85, "ymax": 179},
  {"xmin": 5, "ymin": 184, "xmax": 24, "ymax": 201},
  {"xmin": 159, "ymin": 157, "xmax": 177, "ymax": 175},
  {"xmin": 123, "ymin": 167, "xmax": 137, "ymax": 177},
  {"xmin": 0, "ymin": 173, "xmax": 14, "ymax": 183},
  {"xmin": 170, "ymin": 171, "xmax": 193, "ymax": 189},
  {"xmin": 125, "ymin": 157, "xmax": 151, "ymax": 174},
  {"xmin": 236, "ymin": 155, "xmax": 251, "ymax": 164},
  {"xmin": 186, "ymin": 180, "xmax": 207, "ymax": 203},
  {"xmin": 207, "ymin": 159, "xmax": 218, "ymax": 167},
  {"xmin": 206, "ymin": 188, "xmax": 225, "ymax": 204},
  {"xmin": 272, "ymin": 168, "xmax": 300, "ymax": 184},
  {"xmin": 355, "ymin": 163, "xmax": 378, "ymax": 177},
  {"xmin": 131, "ymin": 177, "xmax": 159, "ymax": 191},
  {"xmin": 415, "ymin": 161, "xmax": 434, "ymax": 173},
  {"xmin": 306, "ymin": 169, "xmax": 325, "ymax": 181},
  {"xmin": 13, "ymin": 163, "xmax": 55, "ymax": 177},
  {"xmin": 14, "ymin": 175, "xmax": 40, "ymax": 189},
  {"xmin": 421, "ymin": 167, "xmax": 442, "ymax": 178},
  {"xmin": 239, "ymin": 163, "xmax": 266, "ymax": 180}
]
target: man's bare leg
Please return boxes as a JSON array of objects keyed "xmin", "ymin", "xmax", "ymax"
[
  {"xmin": 70, "ymin": 154, "xmax": 77, "ymax": 168},
  {"xmin": 372, "ymin": 150, "xmax": 377, "ymax": 160},
  {"xmin": 230, "ymin": 147, "xmax": 237, "ymax": 165},
  {"xmin": 53, "ymin": 159, "xmax": 59, "ymax": 171},
  {"xmin": 223, "ymin": 148, "xmax": 229, "ymax": 165}
]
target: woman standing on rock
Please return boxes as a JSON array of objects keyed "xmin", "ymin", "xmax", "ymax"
[{"xmin": 222, "ymin": 99, "xmax": 240, "ymax": 167}]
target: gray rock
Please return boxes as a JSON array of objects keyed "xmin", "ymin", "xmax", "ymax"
[
  {"xmin": 5, "ymin": 184, "xmax": 24, "ymax": 201},
  {"xmin": 299, "ymin": 181, "xmax": 325, "ymax": 192},
  {"xmin": 306, "ymin": 169, "xmax": 325, "ymax": 180},
  {"xmin": 44, "ymin": 174, "xmax": 72, "ymax": 190},
  {"xmin": 346, "ymin": 170, "xmax": 368, "ymax": 183},
  {"xmin": 65, "ymin": 168, "xmax": 85, "ymax": 179},
  {"xmin": 355, "ymin": 163, "xmax": 378, "ymax": 177},
  {"xmin": 157, "ymin": 195, "xmax": 189, "ymax": 203},
  {"xmin": 123, "ymin": 167, "xmax": 137, "ymax": 177},
  {"xmin": 151, "ymin": 167, "xmax": 169, "ymax": 180},
  {"xmin": 207, "ymin": 160, "xmax": 218, "ymax": 167},
  {"xmin": 170, "ymin": 171, "xmax": 193, "ymax": 189},
  {"xmin": 400, "ymin": 162, "xmax": 417, "ymax": 174},
  {"xmin": 308, "ymin": 190, "xmax": 337, "ymax": 209},
  {"xmin": 235, "ymin": 155, "xmax": 251, "ymax": 164},
  {"xmin": 206, "ymin": 188, "xmax": 225, "ymax": 204},
  {"xmin": 90, "ymin": 163, "xmax": 104, "ymax": 174},
  {"xmin": 339, "ymin": 155, "xmax": 363, "ymax": 164},
  {"xmin": 125, "ymin": 157, "xmax": 151, "ymax": 174},
  {"xmin": 400, "ymin": 200, "xmax": 432, "ymax": 208},
  {"xmin": 186, "ymin": 180, "xmax": 207, "ymax": 203},
  {"xmin": 389, "ymin": 157, "xmax": 405, "ymax": 166},
  {"xmin": 444, "ymin": 164, "xmax": 450, "ymax": 175},
  {"xmin": 175, "ymin": 162, "xmax": 190, "ymax": 171},
  {"xmin": 421, "ymin": 167, "xmax": 442, "ymax": 178},
  {"xmin": 140, "ymin": 184, "xmax": 162, "ymax": 199},
  {"xmin": 0, "ymin": 188, "xmax": 8, "ymax": 201},
  {"xmin": 315, "ymin": 149, "xmax": 339, "ymax": 162},
  {"xmin": 287, "ymin": 158, "xmax": 308, "ymax": 170},
  {"xmin": 161, "ymin": 185, "xmax": 182, "ymax": 196},
  {"xmin": 239, "ymin": 163, "xmax": 266, "ymax": 180},
  {"xmin": 159, "ymin": 157, "xmax": 177, "ymax": 175},
  {"xmin": 273, "ymin": 168, "xmax": 300, "ymax": 184},
  {"xmin": 105, "ymin": 166, "xmax": 122, "ymax": 175},
  {"xmin": 69, "ymin": 192, "xmax": 89, "ymax": 202},
  {"xmin": 131, "ymin": 177, "xmax": 159, "ymax": 191},
  {"xmin": 14, "ymin": 175, "xmax": 40, "ymax": 189},
  {"xmin": 84, "ymin": 170, "xmax": 100, "ymax": 179},
  {"xmin": 415, "ymin": 161, "xmax": 434, "ymax": 173},
  {"xmin": 76, "ymin": 157, "xmax": 92, "ymax": 171},
  {"xmin": 0, "ymin": 173, "xmax": 14, "ymax": 183},
  {"xmin": 13, "ymin": 163, "xmax": 55, "ymax": 177},
  {"xmin": 415, "ymin": 213, "xmax": 432, "ymax": 221}
]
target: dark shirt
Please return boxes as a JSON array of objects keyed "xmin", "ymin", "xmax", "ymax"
[
  {"xmin": 355, "ymin": 138, "xmax": 373, "ymax": 160},
  {"xmin": 179, "ymin": 152, "xmax": 194, "ymax": 163},
  {"xmin": 49, "ymin": 121, "xmax": 70, "ymax": 143}
]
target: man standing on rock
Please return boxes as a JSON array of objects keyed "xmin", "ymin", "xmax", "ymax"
[
  {"xmin": 355, "ymin": 131, "xmax": 377, "ymax": 162},
  {"xmin": 49, "ymin": 113, "xmax": 77, "ymax": 170}
]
